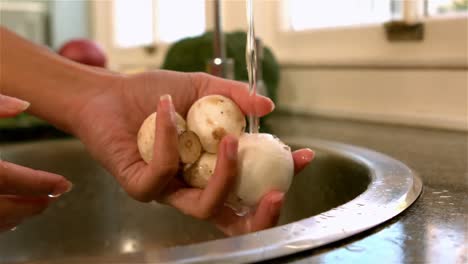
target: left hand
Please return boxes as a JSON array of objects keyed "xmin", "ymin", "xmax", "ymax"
[
  {"xmin": 0, "ymin": 95, "xmax": 72, "ymax": 232},
  {"xmin": 72, "ymin": 70, "xmax": 314, "ymax": 235}
]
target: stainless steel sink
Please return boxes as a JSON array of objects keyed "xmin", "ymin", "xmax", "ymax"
[{"xmin": 0, "ymin": 138, "xmax": 422, "ymax": 264}]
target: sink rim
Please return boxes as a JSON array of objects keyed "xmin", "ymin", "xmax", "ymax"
[{"xmin": 10, "ymin": 138, "xmax": 423, "ymax": 264}]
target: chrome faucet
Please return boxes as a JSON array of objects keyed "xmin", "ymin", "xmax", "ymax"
[{"xmin": 207, "ymin": 0, "xmax": 234, "ymax": 79}]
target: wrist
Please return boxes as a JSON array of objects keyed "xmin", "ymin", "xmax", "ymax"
[{"xmin": 66, "ymin": 70, "xmax": 126, "ymax": 137}]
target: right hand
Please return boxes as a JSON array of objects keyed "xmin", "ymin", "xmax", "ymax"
[
  {"xmin": 0, "ymin": 94, "xmax": 72, "ymax": 232},
  {"xmin": 72, "ymin": 71, "xmax": 314, "ymax": 235}
]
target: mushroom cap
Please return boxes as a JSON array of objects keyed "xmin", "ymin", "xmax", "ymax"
[
  {"xmin": 235, "ymin": 133, "xmax": 294, "ymax": 206},
  {"xmin": 187, "ymin": 95, "xmax": 246, "ymax": 153},
  {"xmin": 183, "ymin": 153, "xmax": 217, "ymax": 188},
  {"xmin": 137, "ymin": 112, "xmax": 186, "ymax": 163}
]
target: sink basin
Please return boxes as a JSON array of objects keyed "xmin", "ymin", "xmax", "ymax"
[{"xmin": 0, "ymin": 138, "xmax": 422, "ymax": 263}]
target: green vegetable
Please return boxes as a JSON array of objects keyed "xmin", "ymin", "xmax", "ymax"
[
  {"xmin": 162, "ymin": 31, "xmax": 280, "ymax": 103},
  {"xmin": 0, "ymin": 113, "xmax": 47, "ymax": 129}
]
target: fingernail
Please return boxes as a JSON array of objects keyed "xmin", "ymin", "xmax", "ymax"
[
  {"xmin": 269, "ymin": 192, "xmax": 284, "ymax": 213},
  {"xmin": 51, "ymin": 181, "xmax": 73, "ymax": 197},
  {"xmin": 0, "ymin": 94, "xmax": 30, "ymax": 111},
  {"xmin": 267, "ymin": 98, "xmax": 275, "ymax": 112},
  {"xmin": 225, "ymin": 136, "xmax": 238, "ymax": 161},
  {"xmin": 271, "ymin": 192, "xmax": 284, "ymax": 204},
  {"xmin": 301, "ymin": 149, "xmax": 314, "ymax": 162},
  {"xmin": 160, "ymin": 94, "xmax": 176, "ymax": 123}
]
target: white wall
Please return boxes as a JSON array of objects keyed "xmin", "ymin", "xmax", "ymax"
[{"xmin": 278, "ymin": 67, "xmax": 468, "ymax": 131}]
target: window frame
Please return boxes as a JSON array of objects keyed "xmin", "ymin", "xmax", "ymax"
[{"xmin": 260, "ymin": 0, "xmax": 468, "ymax": 67}]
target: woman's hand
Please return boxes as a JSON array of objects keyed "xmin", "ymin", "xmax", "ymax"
[
  {"xmin": 0, "ymin": 28, "xmax": 312, "ymax": 235},
  {"xmin": 73, "ymin": 70, "xmax": 314, "ymax": 235},
  {"xmin": 0, "ymin": 95, "xmax": 72, "ymax": 232}
]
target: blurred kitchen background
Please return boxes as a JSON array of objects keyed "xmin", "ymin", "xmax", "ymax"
[{"xmin": 0, "ymin": 0, "xmax": 467, "ymax": 133}]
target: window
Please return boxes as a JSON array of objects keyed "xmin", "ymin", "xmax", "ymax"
[
  {"xmin": 113, "ymin": 0, "xmax": 205, "ymax": 48},
  {"xmin": 427, "ymin": 0, "xmax": 468, "ymax": 16},
  {"xmin": 284, "ymin": 0, "xmax": 467, "ymax": 32},
  {"xmin": 114, "ymin": 0, "xmax": 154, "ymax": 48},
  {"xmin": 285, "ymin": 0, "xmax": 394, "ymax": 31}
]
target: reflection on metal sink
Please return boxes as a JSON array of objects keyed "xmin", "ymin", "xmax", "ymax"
[{"xmin": 0, "ymin": 138, "xmax": 421, "ymax": 263}]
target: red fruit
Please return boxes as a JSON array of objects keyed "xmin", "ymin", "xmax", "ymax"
[{"xmin": 58, "ymin": 39, "xmax": 107, "ymax": 68}]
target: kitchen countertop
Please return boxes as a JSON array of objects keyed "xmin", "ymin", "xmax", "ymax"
[{"xmin": 265, "ymin": 113, "xmax": 467, "ymax": 264}]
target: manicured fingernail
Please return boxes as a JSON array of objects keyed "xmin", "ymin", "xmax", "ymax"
[
  {"xmin": 269, "ymin": 192, "xmax": 284, "ymax": 213},
  {"xmin": 51, "ymin": 181, "xmax": 73, "ymax": 197},
  {"xmin": 160, "ymin": 94, "xmax": 172, "ymax": 104},
  {"xmin": 225, "ymin": 136, "xmax": 238, "ymax": 161},
  {"xmin": 160, "ymin": 94, "xmax": 176, "ymax": 123},
  {"xmin": 0, "ymin": 94, "xmax": 30, "ymax": 111},
  {"xmin": 271, "ymin": 192, "xmax": 284, "ymax": 204},
  {"xmin": 301, "ymin": 149, "xmax": 314, "ymax": 162},
  {"xmin": 267, "ymin": 98, "xmax": 275, "ymax": 112}
]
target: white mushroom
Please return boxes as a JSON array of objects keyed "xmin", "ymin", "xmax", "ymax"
[
  {"xmin": 234, "ymin": 133, "xmax": 294, "ymax": 206},
  {"xmin": 137, "ymin": 112, "xmax": 187, "ymax": 163},
  {"xmin": 187, "ymin": 95, "xmax": 246, "ymax": 153},
  {"xmin": 183, "ymin": 133, "xmax": 294, "ymax": 208},
  {"xmin": 183, "ymin": 153, "xmax": 217, "ymax": 188}
]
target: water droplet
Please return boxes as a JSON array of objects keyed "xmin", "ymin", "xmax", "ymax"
[
  {"xmin": 345, "ymin": 245, "xmax": 365, "ymax": 252},
  {"xmin": 225, "ymin": 203, "xmax": 250, "ymax": 216},
  {"xmin": 439, "ymin": 195, "xmax": 451, "ymax": 199},
  {"xmin": 432, "ymin": 191, "xmax": 442, "ymax": 194},
  {"xmin": 48, "ymin": 193, "xmax": 61, "ymax": 198},
  {"xmin": 10, "ymin": 226, "xmax": 17, "ymax": 231}
]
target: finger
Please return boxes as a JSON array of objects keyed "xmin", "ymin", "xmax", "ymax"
[
  {"xmin": 196, "ymin": 135, "xmax": 238, "ymax": 219},
  {"xmin": 249, "ymin": 191, "xmax": 284, "ymax": 232},
  {"xmin": 0, "ymin": 161, "xmax": 72, "ymax": 196},
  {"xmin": 0, "ymin": 195, "xmax": 49, "ymax": 223},
  {"xmin": 0, "ymin": 94, "xmax": 30, "ymax": 117},
  {"xmin": 162, "ymin": 135, "xmax": 238, "ymax": 219},
  {"xmin": 191, "ymin": 73, "xmax": 275, "ymax": 117},
  {"xmin": 292, "ymin": 148, "xmax": 314, "ymax": 174},
  {"xmin": 136, "ymin": 95, "xmax": 179, "ymax": 201},
  {"xmin": 210, "ymin": 191, "xmax": 285, "ymax": 236}
]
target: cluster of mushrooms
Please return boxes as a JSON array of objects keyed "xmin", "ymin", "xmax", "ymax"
[{"xmin": 137, "ymin": 95, "xmax": 293, "ymax": 210}]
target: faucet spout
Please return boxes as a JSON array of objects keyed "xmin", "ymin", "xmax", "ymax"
[{"xmin": 213, "ymin": 0, "xmax": 225, "ymax": 61}]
